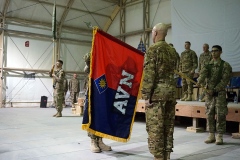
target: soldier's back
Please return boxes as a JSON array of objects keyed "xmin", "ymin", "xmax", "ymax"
[{"xmin": 150, "ymin": 41, "xmax": 176, "ymax": 84}]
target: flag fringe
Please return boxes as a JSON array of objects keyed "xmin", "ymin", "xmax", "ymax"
[
  {"xmin": 81, "ymin": 27, "xmax": 98, "ymax": 131},
  {"xmin": 82, "ymin": 27, "xmax": 144, "ymax": 143},
  {"xmin": 86, "ymin": 128, "xmax": 128, "ymax": 143}
]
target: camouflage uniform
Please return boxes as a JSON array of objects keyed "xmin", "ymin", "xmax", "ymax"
[
  {"xmin": 171, "ymin": 46, "xmax": 180, "ymax": 85},
  {"xmin": 83, "ymin": 53, "xmax": 99, "ymax": 139},
  {"xmin": 83, "ymin": 52, "xmax": 112, "ymax": 152},
  {"xmin": 199, "ymin": 51, "xmax": 212, "ymax": 73},
  {"xmin": 53, "ymin": 68, "xmax": 65, "ymax": 114},
  {"xmin": 198, "ymin": 51, "xmax": 212, "ymax": 101},
  {"xmin": 63, "ymin": 78, "xmax": 68, "ymax": 106},
  {"xmin": 197, "ymin": 58, "xmax": 232, "ymax": 134},
  {"xmin": 179, "ymin": 49, "xmax": 198, "ymax": 99},
  {"xmin": 141, "ymin": 41, "xmax": 177, "ymax": 158},
  {"xmin": 69, "ymin": 77, "xmax": 80, "ymax": 106}
]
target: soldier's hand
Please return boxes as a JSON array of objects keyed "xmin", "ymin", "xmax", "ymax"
[
  {"xmin": 52, "ymin": 74, "xmax": 56, "ymax": 77},
  {"xmin": 145, "ymin": 99, "xmax": 153, "ymax": 108}
]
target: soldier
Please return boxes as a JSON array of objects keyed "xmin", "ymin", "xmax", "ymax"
[
  {"xmin": 179, "ymin": 41, "xmax": 198, "ymax": 101},
  {"xmin": 198, "ymin": 43, "xmax": 212, "ymax": 102},
  {"xmin": 69, "ymin": 73, "xmax": 80, "ymax": 108},
  {"xmin": 169, "ymin": 43, "xmax": 180, "ymax": 86},
  {"xmin": 197, "ymin": 45, "xmax": 232, "ymax": 145},
  {"xmin": 63, "ymin": 77, "xmax": 68, "ymax": 107},
  {"xmin": 83, "ymin": 52, "xmax": 112, "ymax": 153},
  {"xmin": 50, "ymin": 60, "xmax": 65, "ymax": 117},
  {"xmin": 141, "ymin": 23, "xmax": 178, "ymax": 160}
]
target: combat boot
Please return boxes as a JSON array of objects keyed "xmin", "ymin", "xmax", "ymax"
[
  {"xmin": 204, "ymin": 133, "xmax": 216, "ymax": 144},
  {"xmin": 201, "ymin": 98, "xmax": 205, "ymax": 102},
  {"xmin": 98, "ymin": 138, "xmax": 112, "ymax": 151},
  {"xmin": 200, "ymin": 96, "xmax": 205, "ymax": 102},
  {"xmin": 185, "ymin": 94, "xmax": 192, "ymax": 101},
  {"xmin": 215, "ymin": 134, "xmax": 223, "ymax": 145},
  {"xmin": 164, "ymin": 152, "xmax": 171, "ymax": 160},
  {"xmin": 71, "ymin": 104, "xmax": 75, "ymax": 108},
  {"xmin": 154, "ymin": 156, "xmax": 164, "ymax": 160},
  {"xmin": 55, "ymin": 112, "xmax": 62, "ymax": 117},
  {"xmin": 90, "ymin": 139, "xmax": 101, "ymax": 153},
  {"xmin": 180, "ymin": 94, "xmax": 187, "ymax": 101},
  {"xmin": 53, "ymin": 112, "xmax": 58, "ymax": 117}
]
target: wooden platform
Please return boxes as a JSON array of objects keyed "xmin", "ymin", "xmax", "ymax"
[
  {"xmin": 71, "ymin": 97, "xmax": 84, "ymax": 116},
  {"xmin": 136, "ymin": 99, "xmax": 240, "ymax": 137}
]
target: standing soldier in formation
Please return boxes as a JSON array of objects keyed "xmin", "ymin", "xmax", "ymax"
[
  {"xmin": 198, "ymin": 43, "xmax": 212, "ymax": 102},
  {"xmin": 69, "ymin": 73, "xmax": 80, "ymax": 108},
  {"xmin": 169, "ymin": 43, "xmax": 180, "ymax": 86},
  {"xmin": 83, "ymin": 52, "xmax": 112, "ymax": 153},
  {"xmin": 197, "ymin": 45, "xmax": 232, "ymax": 145},
  {"xmin": 141, "ymin": 23, "xmax": 178, "ymax": 160},
  {"xmin": 63, "ymin": 77, "xmax": 68, "ymax": 107},
  {"xmin": 179, "ymin": 41, "xmax": 198, "ymax": 101},
  {"xmin": 50, "ymin": 60, "xmax": 65, "ymax": 117}
]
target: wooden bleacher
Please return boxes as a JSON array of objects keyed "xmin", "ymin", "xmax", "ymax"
[
  {"xmin": 136, "ymin": 99, "xmax": 240, "ymax": 138},
  {"xmin": 71, "ymin": 97, "xmax": 84, "ymax": 116}
]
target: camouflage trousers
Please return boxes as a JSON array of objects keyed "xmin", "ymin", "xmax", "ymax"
[
  {"xmin": 70, "ymin": 92, "xmax": 79, "ymax": 104},
  {"xmin": 88, "ymin": 132, "xmax": 100, "ymax": 140},
  {"xmin": 145, "ymin": 100, "xmax": 176, "ymax": 157},
  {"xmin": 182, "ymin": 72, "xmax": 194, "ymax": 95},
  {"xmin": 199, "ymin": 79, "xmax": 207, "ymax": 100},
  {"xmin": 54, "ymin": 90, "xmax": 64, "ymax": 112},
  {"xmin": 205, "ymin": 91, "xmax": 228, "ymax": 134}
]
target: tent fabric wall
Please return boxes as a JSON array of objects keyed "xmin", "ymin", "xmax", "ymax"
[
  {"xmin": 172, "ymin": 0, "xmax": 240, "ymax": 72},
  {"xmin": 5, "ymin": 25, "xmax": 91, "ymax": 107}
]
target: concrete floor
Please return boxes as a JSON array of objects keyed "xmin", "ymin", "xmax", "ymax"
[{"xmin": 0, "ymin": 107, "xmax": 240, "ymax": 160}]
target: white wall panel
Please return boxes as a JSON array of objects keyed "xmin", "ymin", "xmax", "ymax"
[
  {"xmin": 172, "ymin": 0, "xmax": 240, "ymax": 72},
  {"xmin": 125, "ymin": 3, "xmax": 143, "ymax": 33},
  {"xmin": 108, "ymin": 0, "xmax": 172, "ymax": 49},
  {"xmin": 5, "ymin": 25, "xmax": 91, "ymax": 106}
]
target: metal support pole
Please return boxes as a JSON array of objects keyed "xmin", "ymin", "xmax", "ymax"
[
  {"xmin": 0, "ymin": 23, "xmax": 4, "ymax": 107},
  {"xmin": 143, "ymin": 0, "xmax": 150, "ymax": 49},
  {"xmin": 120, "ymin": 0, "xmax": 126, "ymax": 42}
]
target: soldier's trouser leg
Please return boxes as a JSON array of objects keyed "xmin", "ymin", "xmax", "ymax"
[
  {"xmin": 182, "ymin": 78, "xmax": 188, "ymax": 95},
  {"xmin": 70, "ymin": 92, "xmax": 74, "ymax": 106},
  {"xmin": 53, "ymin": 91, "xmax": 58, "ymax": 116},
  {"xmin": 55, "ymin": 91, "xmax": 64, "ymax": 116},
  {"xmin": 216, "ymin": 92, "xmax": 228, "ymax": 134},
  {"xmin": 164, "ymin": 101, "xmax": 176, "ymax": 160},
  {"xmin": 205, "ymin": 95, "xmax": 216, "ymax": 133},
  {"xmin": 53, "ymin": 91, "xmax": 56, "ymax": 107},
  {"xmin": 164, "ymin": 101, "xmax": 176, "ymax": 153},
  {"xmin": 186, "ymin": 72, "xmax": 194, "ymax": 95},
  {"xmin": 74, "ymin": 92, "xmax": 79, "ymax": 103},
  {"xmin": 146, "ymin": 102, "xmax": 166, "ymax": 158}
]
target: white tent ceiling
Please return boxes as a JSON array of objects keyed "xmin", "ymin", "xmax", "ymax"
[{"xmin": 0, "ymin": 0, "xmax": 121, "ymax": 43}]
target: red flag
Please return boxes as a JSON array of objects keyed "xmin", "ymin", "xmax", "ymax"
[{"xmin": 82, "ymin": 28, "xmax": 144, "ymax": 142}]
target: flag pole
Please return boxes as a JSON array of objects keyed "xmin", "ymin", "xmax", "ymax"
[{"xmin": 52, "ymin": 0, "xmax": 57, "ymax": 64}]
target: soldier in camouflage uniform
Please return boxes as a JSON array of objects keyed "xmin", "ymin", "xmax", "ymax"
[
  {"xmin": 169, "ymin": 43, "xmax": 180, "ymax": 86},
  {"xmin": 69, "ymin": 73, "xmax": 80, "ymax": 108},
  {"xmin": 179, "ymin": 41, "xmax": 198, "ymax": 101},
  {"xmin": 198, "ymin": 43, "xmax": 212, "ymax": 102},
  {"xmin": 63, "ymin": 77, "xmax": 68, "ymax": 107},
  {"xmin": 83, "ymin": 52, "xmax": 112, "ymax": 153},
  {"xmin": 197, "ymin": 45, "xmax": 232, "ymax": 145},
  {"xmin": 141, "ymin": 23, "xmax": 178, "ymax": 160},
  {"xmin": 51, "ymin": 60, "xmax": 65, "ymax": 117}
]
